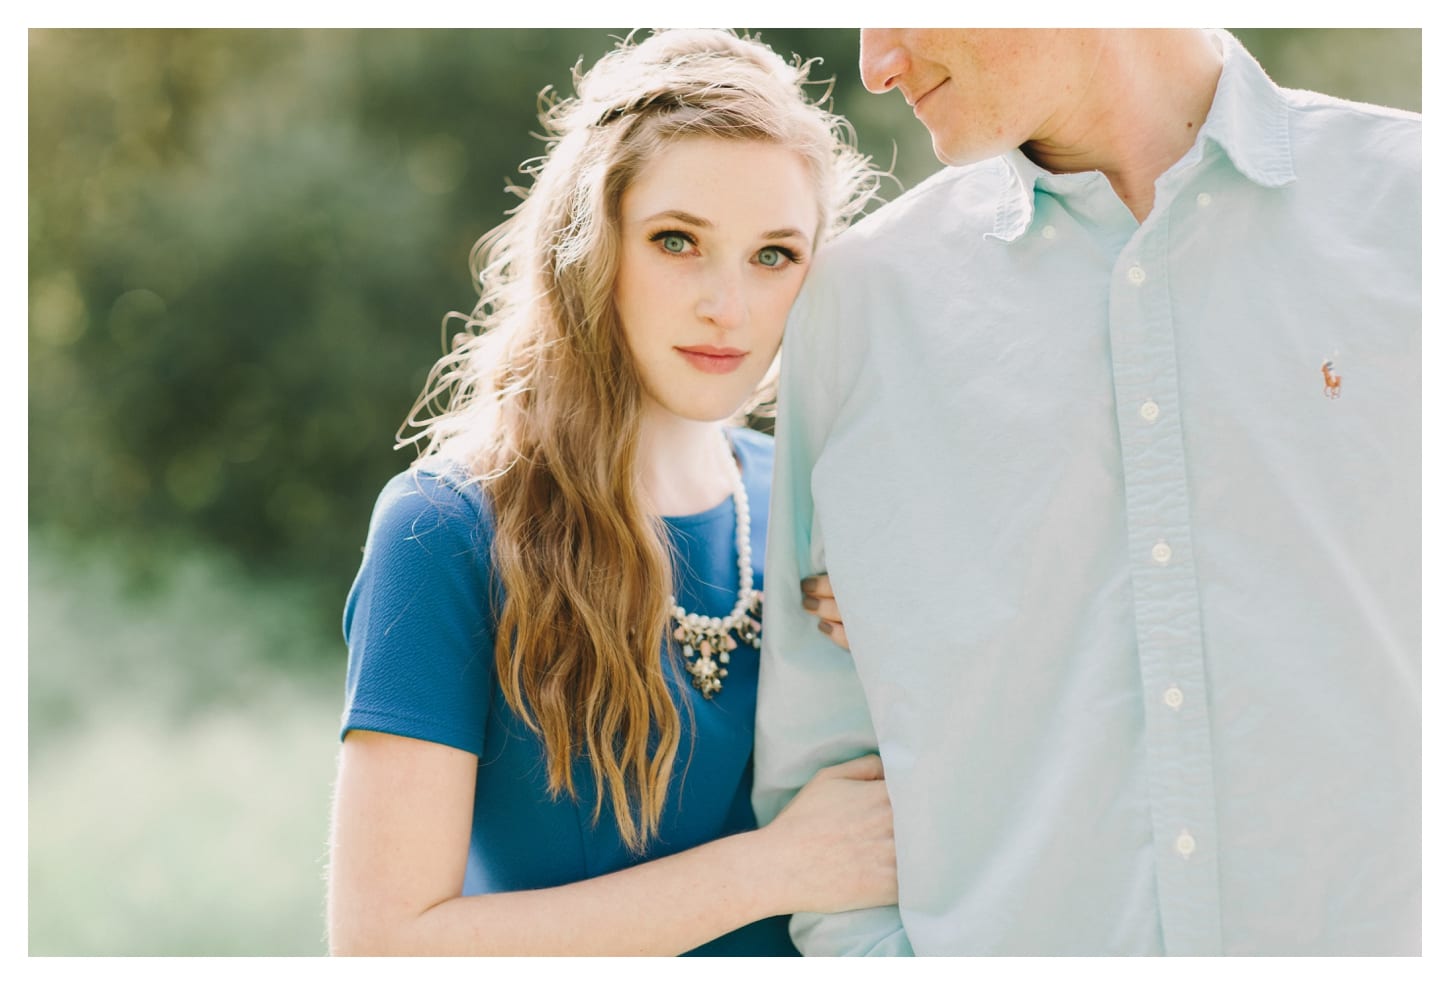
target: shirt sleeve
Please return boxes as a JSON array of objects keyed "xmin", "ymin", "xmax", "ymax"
[
  {"xmin": 340, "ymin": 468, "xmax": 496, "ymax": 757},
  {"xmin": 751, "ymin": 276, "xmax": 914, "ymax": 956}
]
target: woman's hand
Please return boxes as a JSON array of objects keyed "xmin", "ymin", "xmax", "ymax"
[
  {"xmin": 801, "ymin": 574, "xmax": 849, "ymax": 649},
  {"xmin": 758, "ymin": 753, "xmax": 896, "ymax": 914}
]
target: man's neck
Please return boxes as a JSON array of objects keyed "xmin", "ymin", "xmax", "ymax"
[{"xmin": 1023, "ymin": 29, "xmax": 1225, "ymax": 223}]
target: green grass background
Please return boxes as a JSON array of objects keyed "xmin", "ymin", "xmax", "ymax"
[{"xmin": 29, "ymin": 536, "xmax": 341, "ymax": 955}]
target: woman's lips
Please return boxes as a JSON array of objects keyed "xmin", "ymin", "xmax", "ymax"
[{"xmin": 676, "ymin": 346, "xmax": 747, "ymax": 374}]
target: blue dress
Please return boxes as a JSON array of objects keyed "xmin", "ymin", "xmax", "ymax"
[{"xmin": 340, "ymin": 427, "xmax": 796, "ymax": 956}]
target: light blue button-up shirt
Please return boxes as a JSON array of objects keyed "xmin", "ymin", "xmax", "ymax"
[{"xmin": 752, "ymin": 30, "xmax": 1420, "ymax": 956}]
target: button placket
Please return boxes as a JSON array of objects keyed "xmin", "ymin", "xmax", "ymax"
[{"xmin": 1107, "ymin": 214, "xmax": 1223, "ymax": 954}]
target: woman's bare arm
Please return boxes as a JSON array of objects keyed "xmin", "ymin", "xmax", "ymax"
[{"xmin": 327, "ymin": 729, "xmax": 894, "ymax": 956}]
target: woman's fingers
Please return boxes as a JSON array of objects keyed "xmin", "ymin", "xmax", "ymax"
[
  {"xmin": 801, "ymin": 573, "xmax": 849, "ymax": 649},
  {"xmin": 802, "ymin": 593, "xmax": 842, "ymax": 623},
  {"xmin": 819, "ymin": 753, "xmax": 885, "ymax": 781},
  {"xmin": 816, "ymin": 617, "xmax": 849, "ymax": 650},
  {"xmin": 800, "ymin": 573, "xmax": 837, "ymax": 599}
]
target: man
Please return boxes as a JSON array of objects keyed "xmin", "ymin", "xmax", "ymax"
[{"xmin": 752, "ymin": 29, "xmax": 1420, "ymax": 956}]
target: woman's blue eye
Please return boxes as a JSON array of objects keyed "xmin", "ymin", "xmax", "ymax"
[
  {"xmin": 660, "ymin": 234, "xmax": 689, "ymax": 254},
  {"xmin": 758, "ymin": 247, "xmax": 787, "ymax": 268}
]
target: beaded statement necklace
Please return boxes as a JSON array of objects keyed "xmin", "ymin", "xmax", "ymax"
[{"xmin": 667, "ymin": 435, "xmax": 762, "ymax": 699}]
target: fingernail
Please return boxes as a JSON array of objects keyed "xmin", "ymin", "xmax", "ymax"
[
  {"xmin": 801, "ymin": 576, "xmax": 819, "ymax": 592},
  {"xmin": 803, "ymin": 596, "xmax": 820, "ymax": 611},
  {"xmin": 817, "ymin": 620, "xmax": 832, "ymax": 635}
]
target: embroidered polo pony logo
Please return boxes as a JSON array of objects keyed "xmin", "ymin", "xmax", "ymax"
[{"xmin": 1321, "ymin": 360, "xmax": 1342, "ymax": 399}]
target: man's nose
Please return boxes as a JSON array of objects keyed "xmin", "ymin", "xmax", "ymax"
[{"xmin": 860, "ymin": 29, "xmax": 908, "ymax": 94}]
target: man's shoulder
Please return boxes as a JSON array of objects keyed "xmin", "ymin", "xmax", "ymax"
[
  {"xmin": 1281, "ymin": 86, "xmax": 1420, "ymax": 166},
  {"xmin": 823, "ymin": 159, "xmax": 1007, "ymax": 262},
  {"xmin": 1280, "ymin": 85, "xmax": 1420, "ymax": 127}
]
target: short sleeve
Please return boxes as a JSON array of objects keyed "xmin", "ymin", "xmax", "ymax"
[{"xmin": 340, "ymin": 468, "xmax": 496, "ymax": 757}]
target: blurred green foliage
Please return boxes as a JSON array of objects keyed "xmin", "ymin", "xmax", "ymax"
[{"xmin": 28, "ymin": 28, "xmax": 1420, "ymax": 621}]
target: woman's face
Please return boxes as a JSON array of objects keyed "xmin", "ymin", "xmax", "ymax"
[{"xmin": 613, "ymin": 136, "xmax": 819, "ymax": 424}]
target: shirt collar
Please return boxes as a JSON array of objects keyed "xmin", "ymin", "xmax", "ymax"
[
  {"xmin": 988, "ymin": 29, "xmax": 1296, "ymax": 243},
  {"xmin": 1196, "ymin": 29, "xmax": 1297, "ymax": 189}
]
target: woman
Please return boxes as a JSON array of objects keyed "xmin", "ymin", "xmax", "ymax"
[{"xmin": 327, "ymin": 30, "xmax": 891, "ymax": 956}]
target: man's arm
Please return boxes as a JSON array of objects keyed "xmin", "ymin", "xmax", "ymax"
[{"xmin": 752, "ymin": 280, "xmax": 913, "ymax": 956}]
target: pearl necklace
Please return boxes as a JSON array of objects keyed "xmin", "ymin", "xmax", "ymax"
[{"xmin": 667, "ymin": 435, "xmax": 762, "ymax": 699}]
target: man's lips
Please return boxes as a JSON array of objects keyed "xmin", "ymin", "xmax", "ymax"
[
  {"xmin": 676, "ymin": 346, "xmax": 748, "ymax": 374},
  {"xmin": 911, "ymin": 80, "xmax": 946, "ymax": 115}
]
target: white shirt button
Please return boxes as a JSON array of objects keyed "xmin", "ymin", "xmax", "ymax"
[
  {"xmin": 1164, "ymin": 686, "xmax": 1184, "ymax": 710},
  {"xmin": 1197, "ymin": 192, "xmax": 1212, "ymax": 208},
  {"xmin": 1176, "ymin": 830, "xmax": 1197, "ymax": 858},
  {"xmin": 1042, "ymin": 224, "xmax": 1057, "ymax": 240},
  {"xmin": 1127, "ymin": 265, "xmax": 1147, "ymax": 285},
  {"xmin": 1151, "ymin": 541, "xmax": 1173, "ymax": 565},
  {"xmin": 1140, "ymin": 400, "xmax": 1160, "ymax": 422}
]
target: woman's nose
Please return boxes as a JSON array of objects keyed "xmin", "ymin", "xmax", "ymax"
[{"xmin": 696, "ymin": 268, "xmax": 746, "ymax": 329}]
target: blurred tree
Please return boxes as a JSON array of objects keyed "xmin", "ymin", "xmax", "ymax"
[
  {"xmin": 28, "ymin": 29, "xmax": 1420, "ymax": 650},
  {"xmin": 1230, "ymin": 28, "xmax": 1420, "ymax": 112},
  {"xmin": 30, "ymin": 30, "xmax": 634, "ymax": 589}
]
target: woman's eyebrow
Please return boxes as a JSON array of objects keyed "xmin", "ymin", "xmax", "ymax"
[
  {"xmin": 639, "ymin": 210, "xmax": 807, "ymax": 243},
  {"xmin": 639, "ymin": 209, "xmax": 712, "ymax": 227}
]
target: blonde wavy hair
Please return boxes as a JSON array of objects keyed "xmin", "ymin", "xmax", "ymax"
[{"xmin": 400, "ymin": 29, "xmax": 878, "ymax": 852}]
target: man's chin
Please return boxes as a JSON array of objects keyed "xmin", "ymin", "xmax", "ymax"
[
  {"xmin": 931, "ymin": 133, "xmax": 1018, "ymax": 168},
  {"xmin": 932, "ymin": 139, "xmax": 983, "ymax": 168}
]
